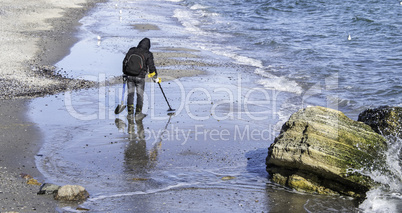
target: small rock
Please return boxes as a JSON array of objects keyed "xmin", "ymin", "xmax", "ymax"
[
  {"xmin": 38, "ymin": 183, "xmax": 61, "ymax": 195},
  {"xmin": 27, "ymin": 178, "xmax": 41, "ymax": 186},
  {"xmin": 77, "ymin": 207, "xmax": 90, "ymax": 211},
  {"xmin": 132, "ymin": 178, "xmax": 148, "ymax": 181},
  {"xmin": 20, "ymin": 173, "xmax": 33, "ymax": 180},
  {"xmin": 221, "ymin": 176, "xmax": 236, "ymax": 180},
  {"xmin": 54, "ymin": 185, "xmax": 89, "ymax": 202}
]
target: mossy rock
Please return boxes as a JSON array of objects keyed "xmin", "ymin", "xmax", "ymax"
[
  {"xmin": 358, "ymin": 106, "xmax": 402, "ymax": 138},
  {"xmin": 266, "ymin": 106, "xmax": 387, "ymax": 198}
]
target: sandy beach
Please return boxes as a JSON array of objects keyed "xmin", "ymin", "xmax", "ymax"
[
  {"xmin": 0, "ymin": 0, "xmax": 206, "ymax": 211},
  {"xmin": 0, "ymin": 0, "xmax": 105, "ymax": 211},
  {"xmin": 8, "ymin": 0, "xmax": 398, "ymax": 211},
  {"xmin": 1, "ymin": 0, "xmax": 389, "ymax": 211},
  {"xmin": 18, "ymin": 0, "xmax": 345, "ymax": 211},
  {"xmin": 0, "ymin": 0, "xmax": 107, "ymax": 99}
]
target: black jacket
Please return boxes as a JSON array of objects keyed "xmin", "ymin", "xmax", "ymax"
[{"xmin": 123, "ymin": 38, "xmax": 157, "ymax": 78}]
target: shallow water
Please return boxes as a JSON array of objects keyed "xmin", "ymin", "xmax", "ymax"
[
  {"xmin": 30, "ymin": 73, "xmax": 359, "ymax": 212},
  {"xmin": 30, "ymin": 0, "xmax": 401, "ymax": 212}
]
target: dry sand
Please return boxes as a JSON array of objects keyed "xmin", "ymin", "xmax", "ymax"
[
  {"xmin": 0, "ymin": 0, "xmax": 103, "ymax": 99},
  {"xmin": 0, "ymin": 0, "xmax": 105, "ymax": 211}
]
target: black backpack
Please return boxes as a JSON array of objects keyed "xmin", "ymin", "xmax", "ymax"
[{"xmin": 124, "ymin": 52, "xmax": 145, "ymax": 76}]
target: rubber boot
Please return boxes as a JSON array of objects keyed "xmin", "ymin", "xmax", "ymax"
[
  {"xmin": 135, "ymin": 107, "xmax": 146, "ymax": 120},
  {"xmin": 128, "ymin": 105, "xmax": 134, "ymax": 115},
  {"xmin": 135, "ymin": 106, "xmax": 142, "ymax": 114}
]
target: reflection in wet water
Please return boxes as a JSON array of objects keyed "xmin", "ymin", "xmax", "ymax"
[
  {"xmin": 115, "ymin": 113, "xmax": 175, "ymax": 180},
  {"xmin": 124, "ymin": 115, "xmax": 151, "ymax": 176}
]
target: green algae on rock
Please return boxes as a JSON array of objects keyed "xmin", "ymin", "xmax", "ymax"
[{"xmin": 266, "ymin": 106, "xmax": 387, "ymax": 197}]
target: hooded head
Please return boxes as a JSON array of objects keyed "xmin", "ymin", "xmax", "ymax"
[{"xmin": 137, "ymin": 38, "xmax": 151, "ymax": 50}]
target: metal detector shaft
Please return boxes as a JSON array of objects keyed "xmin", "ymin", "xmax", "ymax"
[{"xmin": 158, "ymin": 82, "xmax": 173, "ymax": 111}]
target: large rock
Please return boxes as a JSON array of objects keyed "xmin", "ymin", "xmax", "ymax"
[
  {"xmin": 54, "ymin": 185, "xmax": 89, "ymax": 202},
  {"xmin": 266, "ymin": 106, "xmax": 387, "ymax": 198},
  {"xmin": 358, "ymin": 106, "xmax": 402, "ymax": 138}
]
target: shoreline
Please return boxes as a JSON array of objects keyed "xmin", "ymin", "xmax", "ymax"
[
  {"xmin": 0, "ymin": 0, "xmax": 207, "ymax": 211},
  {"xmin": 0, "ymin": 0, "xmax": 105, "ymax": 100},
  {"xmin": 0, "ymin": 0, "xmax": 398, "ymax": 211},
  {"xmin": 0, "ymin": 0, "xmax": 105, "ymax": 212}
]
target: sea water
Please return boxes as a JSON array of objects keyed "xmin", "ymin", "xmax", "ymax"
[{"xmin": 31, "ymin": 0, "xmax": 401, "ymax": 212}]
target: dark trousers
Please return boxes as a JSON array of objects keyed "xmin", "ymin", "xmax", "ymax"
[{"xmin": 127, "ymin": 76, "xmax": 145, "ymax": 113}]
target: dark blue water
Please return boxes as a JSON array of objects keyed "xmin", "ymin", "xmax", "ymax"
[
  {"xmin": 33, "ymin": 0, "xmax": 401, "ymax": 212},
  {"xmin": 175, "ymin": 0, "xmax": 402, "ymax": 117}
]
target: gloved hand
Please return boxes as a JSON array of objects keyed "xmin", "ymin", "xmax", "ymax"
[{"xmin": 148, "ymin": 72, "xmax": 161, "ymax": 83}]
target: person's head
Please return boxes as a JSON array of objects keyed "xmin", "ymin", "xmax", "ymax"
[{"xmin": 137, "ymin": 38, "xmax": 151, "ymax": 50}]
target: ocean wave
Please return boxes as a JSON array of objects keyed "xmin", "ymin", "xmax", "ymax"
[
  {"xmin": 89, "ymin": 182, "xmax": 198, "ymax": 202},
  {"xmin": 190, "ymin": 3, "xmax": 209, "ymax": 10},
  {"xmin": 359, "ymin": 136, "xmax": 402, "ymax": 213},
  {"xmin": 212, "ymin": 50, "xmax": 264, "ymax": 68},
  {"xmin": 255, "ymin": 68, "xmax": 302, "ymax": 95},
  {"xmin": 352, "ymin": 16, "xmax": 375, "ymax": 24},
  {"xmin": 173, "ymin": 9, "xmax": 202, "ymax": 34}
]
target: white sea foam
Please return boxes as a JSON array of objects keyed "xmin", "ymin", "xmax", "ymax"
[
  {"xmin": 190, "ymin": 4, "xmax": 209, "ymax": 10},
  {"xmin": 173, "ymin": 9, "xmax": 203, "ymax": 34},
  {"xmin": 173, "ymin": 7, "xmax": 264, "ymax": 71},
  {"xmin": 255, "ymin": 68, "xmax": 303, "ymax": 95},
  {"xmin": 358, "ymin": 136, "xmax": 402, "ymax": 213},
  {"xmin": 360, "ymin": 189, "xmax": 402, "ymax": 213},
  {"xmin": 212, "ymin": 50, "xmax": 264, "ymax": 68},
  {"xmin": 88, "ymin": 182, "xmax": 198, "ymax": 202}
]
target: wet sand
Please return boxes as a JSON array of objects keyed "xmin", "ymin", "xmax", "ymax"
[{"xmin": 0, "ymin": 0, "xmax": 104, "ymax": 211}]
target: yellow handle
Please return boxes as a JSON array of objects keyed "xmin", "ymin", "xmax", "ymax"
[
  {"xmin": 148, "ymin": 72, "xmax": 161, "ymax": 83},
  {"xmin": 148, "ymin": 72, "xmax": 156, "ymax": 78}
]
